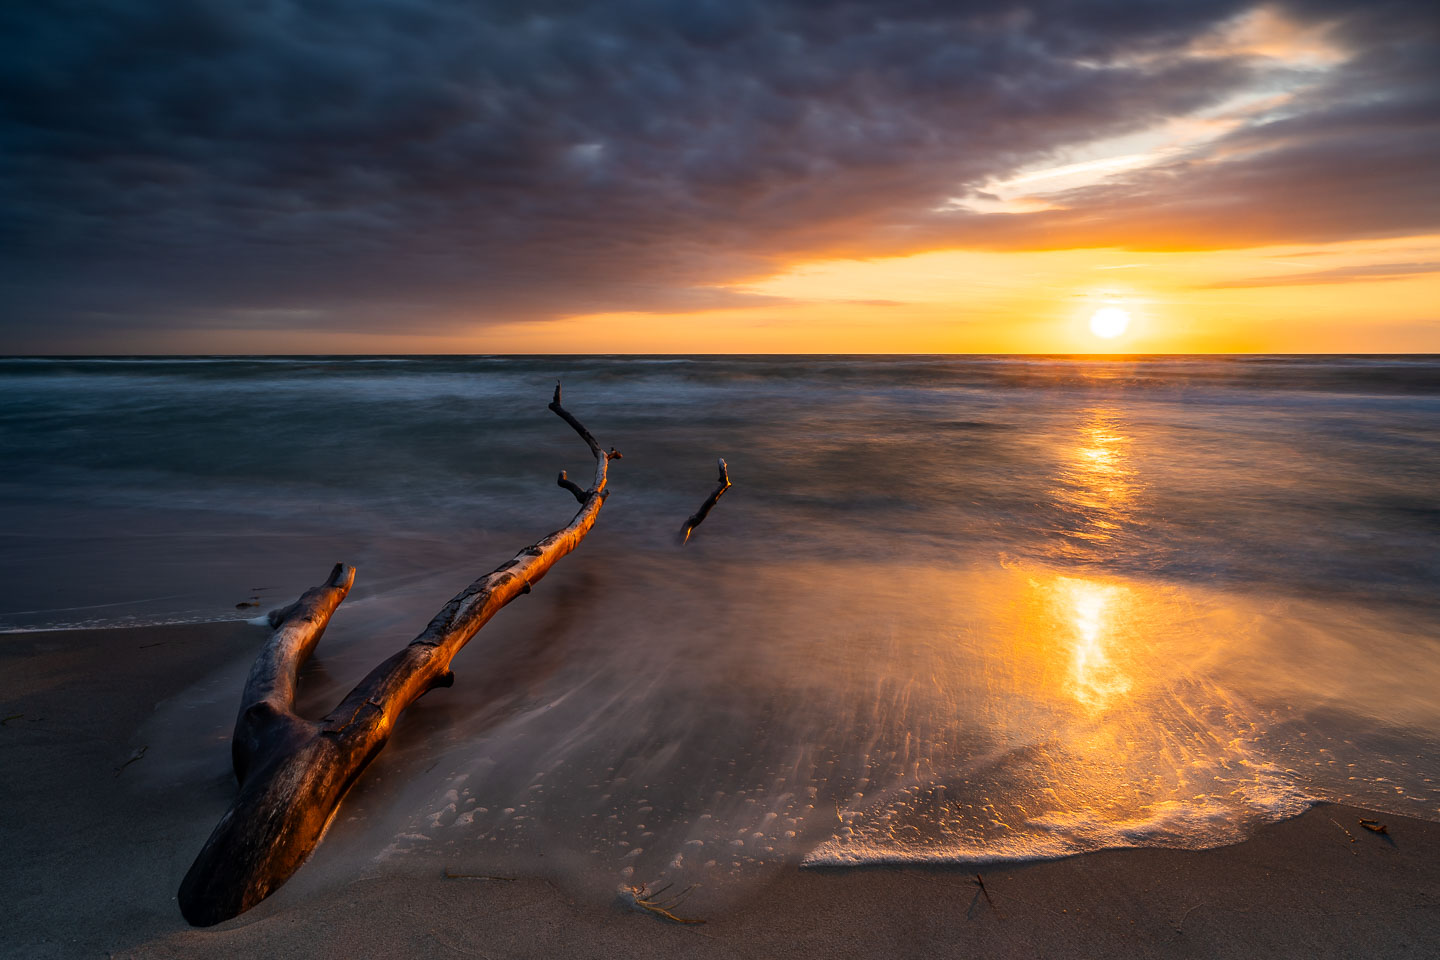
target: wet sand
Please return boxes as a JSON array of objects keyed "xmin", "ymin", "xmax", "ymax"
[{"xmin": 2, "ymin": 621, "xmax": 1437, "ymax": 959}]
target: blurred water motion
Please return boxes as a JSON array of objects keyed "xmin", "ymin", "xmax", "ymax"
[{"xmin": 2, "ymin": 355, "xmax": 1438, "ymax": 906}]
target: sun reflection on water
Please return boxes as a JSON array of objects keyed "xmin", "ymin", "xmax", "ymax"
[
  {"xmin": 1044, "ymin": 407, "xmax": 1144, "ymax": 709},
  {"xmin": 796, "ymin": 560, "xmax": 1314, "ymax": 871},
  {"xmin": 1050, "ymin": 408, "xmax": 1142, "ymax": 557},
  {"xmin": 1060, "ymin": 578, "xmax": 1133, "ymax": 711}
]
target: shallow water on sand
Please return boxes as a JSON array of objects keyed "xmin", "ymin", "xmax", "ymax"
[{"xmin": 3, "ymin": 355, "xmax": 1438, "ymax": 905}]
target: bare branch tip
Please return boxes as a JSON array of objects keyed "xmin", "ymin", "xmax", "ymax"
[
  {"xmin": 327, "ymin": 563, "xmax": 355, "ymax": 589},
  {"xmin": 556, "ymin": 469, "xmax": 588, "ymax": 503}
]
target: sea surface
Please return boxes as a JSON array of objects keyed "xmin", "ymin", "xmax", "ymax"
[{"xmin": 2, "ymin": 355, "xmax": 1438, "ymax": 906}]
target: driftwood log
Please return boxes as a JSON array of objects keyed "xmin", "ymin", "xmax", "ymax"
[
  {"xmin": 679, "ymin": 458, "xmax": 731, "ymax": 544},
  {"xmin": 178, "ymin": 384, "xmax": 620, "ymax": 926}
]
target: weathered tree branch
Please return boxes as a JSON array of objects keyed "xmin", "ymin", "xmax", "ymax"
[
  {"xmin": 178, "ymin": 385, "xmax": 618, "ymax": 927},
  {"xmin": 679, "ymin": 458, "xmax": 732, "ymax": 545},
  {"xmin": 231, "ymin": 562, "xmax": 355, "ymax": 784}
]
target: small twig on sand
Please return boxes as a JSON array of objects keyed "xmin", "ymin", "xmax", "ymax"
[
  {"xmin": 1175, "ymin": 900, "xmax": 1209, "ymax": 936},
  {"xmin": 443, "ymin": 869, "xmax": 517, "ymax": 882},
  {"xmin": 426, "ymin": 930, "xmax": 495, "ymax": 959},
  {"xmin": 1358, "ymin": 818, "xmax": 1389, "ymax": 835},
  {"xmin": 115, "ymin": 745, "xmax": 148, "ymax": 775},
  {"xmin": 969, "ymin": 874, "xmax": 1002, "ymax": 918},
  {"xmin": 1329, "ymin": 817, "xmax": 1357, "ymax": 843},
  {"xmin": 621, "ymin": 882, "xmax": 706, "ymax": 924}
]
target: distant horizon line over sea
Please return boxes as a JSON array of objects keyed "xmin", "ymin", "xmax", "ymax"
[
  {"xmin": 2, "ymin": 354, "xmax": 1436, "ymax": 903},
  {"xmin": 5, "ymin": 352, "xmax": 1440, "ymax": 358}
]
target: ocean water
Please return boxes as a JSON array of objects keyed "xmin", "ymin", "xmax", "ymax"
[{"xmin": 2, "ymin": 355, "xmax": 1438, "ymax": 906}]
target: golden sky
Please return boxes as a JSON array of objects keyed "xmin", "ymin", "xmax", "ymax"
[
  {"xmin": 464, "ymin": 7, "xmax": 1440, "ymax": 354},
  {"xmin": 480, "ymin": 235, "xmax": 1440, "ymax": 354},
  {"xmin": 120, "ymin": 231, "xmax": 1440, "ymax": 355}
]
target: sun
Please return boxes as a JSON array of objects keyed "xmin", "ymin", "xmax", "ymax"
[{"xmin": 1089, "ymin": 307, "xmax": 1131, "ymax": 339}]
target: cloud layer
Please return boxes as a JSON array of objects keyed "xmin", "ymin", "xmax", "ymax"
[{"xmin": 2, "ymin": 0, "xmax": 1436, "ymax": 347}]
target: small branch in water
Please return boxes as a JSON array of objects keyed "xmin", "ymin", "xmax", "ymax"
[{"xmin": 679, "ymin": 459, "xmax": 732, "ymax": 545}]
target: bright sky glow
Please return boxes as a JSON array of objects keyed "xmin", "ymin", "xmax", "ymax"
[{"xmin": 1090, "ymin": 308, "xmax": 1131, "ymax": 339}]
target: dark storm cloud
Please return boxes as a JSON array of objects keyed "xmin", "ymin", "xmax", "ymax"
[
  {"xmin": 0, "ymin": 0, "xmax": 1435, "ymax": 347},
  {"xmin": 904, "ymin": 0, "xmax": 1440, "ymax": 253}
]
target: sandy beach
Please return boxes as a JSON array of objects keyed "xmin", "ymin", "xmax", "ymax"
[{"xmin": 2, "ymin": 618, "xmax": 1436, "ymax": 960}]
